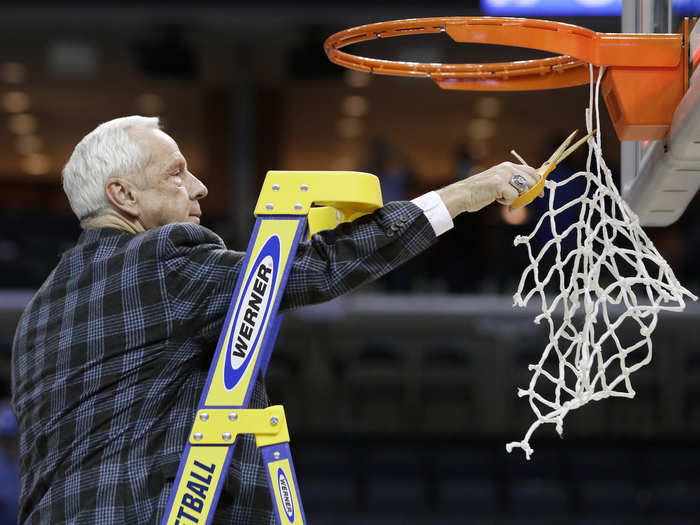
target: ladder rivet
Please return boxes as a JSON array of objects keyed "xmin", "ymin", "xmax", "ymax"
[
  {"xmin": 273, "ymin": 451, "xmax": 281, "ymax": 459},
  {"xmin": 270, "ymin": 416, "xmax": 279, "ymax": 426},
  {"xmin": 272, "ymin": 184, "xmax": 280, "ymax": 191},
  {"xmin": 199, "ymin": 412, "xmax": 209, "ymax": 422},
  {"xmin": 294, "ymin": 203, "xmax": 302, "ymax": 211},
  {"xmin": 193, "ymin": 432, "xmax": 203, "ymax": 441},
  {"xmin": 266, "ymin": 203, "xmax": 274, "ymax": 210},
  {"xmin": 222, "ymin": 432, "xmax": 232, "ymax": 441},
  {"xmin": 229, "ymin": 412, "xmax": 238, "ymax": 421},
  {"xmin": 300, "ymin": 184, "xmax": 309, "ymax": 192}
]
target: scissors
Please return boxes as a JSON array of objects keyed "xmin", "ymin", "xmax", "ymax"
[{"xmin": 510, "ymin": 129, "xmax": 596, "ymax": 209}]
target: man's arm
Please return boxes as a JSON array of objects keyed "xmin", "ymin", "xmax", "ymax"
[
  {"xmin": 281, "ymin": 161, "xmax": 538, "ymax": 308},
  {"xmin": 159, "ymin": 161, "xmax": 538, "ymax": 329}
]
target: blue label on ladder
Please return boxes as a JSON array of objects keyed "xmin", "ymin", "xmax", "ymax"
[
  {"xmin": 224, "ymin": 234, "xmax": 281, "ymax": 390},
  {"xmin": 277, "ymin": 467, "xmax": 295, "ymax": 522}
]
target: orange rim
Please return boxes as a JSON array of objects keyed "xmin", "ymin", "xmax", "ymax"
[{"xmin": 324, "ymin": 17, "xmax": 683, "ymax": 91}]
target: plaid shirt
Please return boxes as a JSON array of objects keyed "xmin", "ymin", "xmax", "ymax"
[{"xmin": 11, "ymin": 201, "xmax": 435, "ymax": 524}]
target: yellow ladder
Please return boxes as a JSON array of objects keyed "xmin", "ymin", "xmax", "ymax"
[{"xmin": 161, "ymin": 171, "xmax": 383, "ymax": 525}]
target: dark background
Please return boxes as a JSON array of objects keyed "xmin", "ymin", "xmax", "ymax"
[{"xmin": 1, "ymin": 2, "xmax": 699, "ymax": 524}]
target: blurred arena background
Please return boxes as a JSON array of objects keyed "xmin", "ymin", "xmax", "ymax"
[{"xmin": 1, "ymin": 1, "xmax": 700, "ymax": 524}]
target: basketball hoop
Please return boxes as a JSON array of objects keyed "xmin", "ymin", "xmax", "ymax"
[
  {"xmin": 325, "ymin": 17, "xmax": 689, "ymax": 140},
  {"xmin": 325, "ymin": 17, "xmax": 698, "ymax": 459}
]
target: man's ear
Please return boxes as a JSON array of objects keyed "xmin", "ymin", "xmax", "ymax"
[{"xmin": 105, "ymin": 178, "xmax": 140, "ymax": 219}]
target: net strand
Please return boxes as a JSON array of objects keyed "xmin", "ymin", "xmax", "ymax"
[{"xmin": 506, "ymin": 65, "xmax": 698, "ymax": 459}]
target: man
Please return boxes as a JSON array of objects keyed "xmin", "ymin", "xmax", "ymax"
[{"xmin": 12, "ymin": 116, "xmax": 536, "ymax": 524}]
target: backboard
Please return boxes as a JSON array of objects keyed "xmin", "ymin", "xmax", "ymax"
[{"xmin": 621, "ymin": 0, "xmax": 700, "ymax": 226}]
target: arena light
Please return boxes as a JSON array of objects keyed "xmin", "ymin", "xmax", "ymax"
[
  {"xmin": 337, "ymin": 117, "xmax": 363, "ymax": 139},
  {"xmin": 341, "ymin": 95, "xmax": 369, "ymax": 118},
  {"xmin": 15, "ymin": 135, "xmax": 43, "ymax": 155},
  {"xmin": 466, "ymin": 118, "xmax": 496, "ymax": 141},
  {"xmin": 2, "ymin": 91, "xmax": 30, "ymax": 113},
  {"xmin": 8, "ymin": 114, "xmax": 37, "ymax": 135},
  {"xmin": 475, "ymin": 96, "xmax": 502, "ymax": 119},
  {"xmin": 343, "ymin": 70, "xmax": 371, "ymax": 88},
  {"xmin": 20, "ymin": 153, "xmax": 50, "ymax": 175},
  {"xmin": 481, "ymin": 0, "xmax": 622, "ymax": 16},
  {"xmin": 482, "ymin": 0, "xmax": 700, "ymax": 16}
]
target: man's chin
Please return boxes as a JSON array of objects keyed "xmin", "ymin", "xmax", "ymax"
[{"xmin": 187, "ymin": 216, "xmax": 201, "ymax": 224}]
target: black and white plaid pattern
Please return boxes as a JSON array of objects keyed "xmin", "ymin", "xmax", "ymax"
[{"xmin": 12, "ymin": 201, "xmax": 435, "ymax": 524}]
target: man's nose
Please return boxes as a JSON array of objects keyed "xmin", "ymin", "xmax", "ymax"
[{"xmin": 189, "ymin": 173, "xmax": 208, "ymax": 200}]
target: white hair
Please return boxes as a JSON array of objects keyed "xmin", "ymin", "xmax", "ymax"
[{"xmin": 62, "ymin": 115, "xmax": 160, "ymax": 220}]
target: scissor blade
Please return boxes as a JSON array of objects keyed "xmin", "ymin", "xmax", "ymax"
[
  {"xmin": 543, "ymin": 129, "xmax": 579, "ymax": 167},
  {"xmin": 556, "ymin": 130, "xmax": 596, "ymax": 165}
]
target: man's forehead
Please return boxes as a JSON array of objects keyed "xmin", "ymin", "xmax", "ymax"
[{"xmin": 133, "ymin": 127, "xmax": 183, "ymax": 168}]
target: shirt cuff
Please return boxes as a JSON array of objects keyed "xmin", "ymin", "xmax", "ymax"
[{"xmin": 411, "ymin": 191, "xmax": 454, "ymax": 237}]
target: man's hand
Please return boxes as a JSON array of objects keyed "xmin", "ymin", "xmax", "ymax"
[{"xmin": 436, "ymin": 162, "xmax": 539, "ymax": 218}]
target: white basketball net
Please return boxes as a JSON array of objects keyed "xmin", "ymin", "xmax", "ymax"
[{"xmin": 506, "ymin": 66, "xmax": 698, "ymax": 459}]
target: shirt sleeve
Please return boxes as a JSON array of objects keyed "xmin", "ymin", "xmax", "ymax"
[
  {"xmin": 411, "ymin": 191, "xmax": 454, "ymax": 237},
  {"xmin": 158, "ymin": 200, "xmax": 437, "ymax": 336}
]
